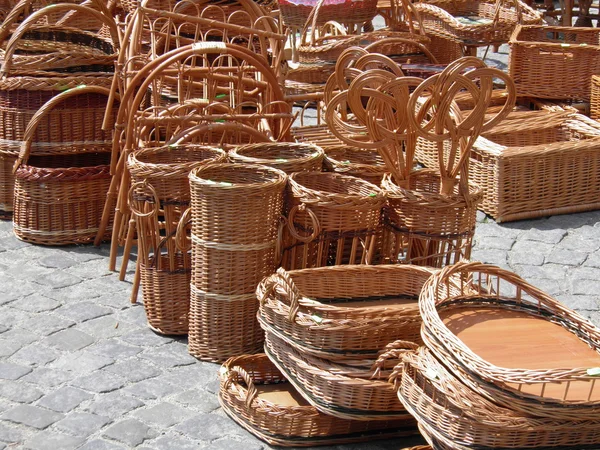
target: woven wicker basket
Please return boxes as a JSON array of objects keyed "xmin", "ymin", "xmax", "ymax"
[
  {"xmin": 509, "ymin": 25, "xmax": 600, "ymax": 101},
  {"xmin": 591, "ymin": 75, "xmax": 600, "ymax": 120},
  {"xmin": 219, "ymin": 353, "xmax": 417, "ymax": 447},
  {"xmin": 397, "ymin": 347, "xmax": 600, "ymax": 449},
  {"xmin": 229, "ymin": 142, "xmax": 325, "ymax": 174},
  {"xmin": 257, "ymin": 265, "xmax": 436, "ymax": 362},
  {"xmin": 265, "ymin": 330, "xmax": 419, "ymax": 422},
  {"xmin": 323, "ymin": 145, "xmax": 388, "ymax": 186},
  {"xmin": 420, "ymin": 260, "xmax": 600, "ymax": 420},
  {"xmin": 187, "ymin": 163, "xmax": 286, "ymax": 362},
  {"xmin": 381, "ymin": 170, "xmax": 482, "ymax": 267},
  {"xmin": 13, "ymin": 85, "xmax": 115, "ymax": 245},
  {"xmin": 414, "ymin": 0, "xmax": 541, "ymax": 45},
  {"xmin": 278, "ymin": 0, "xmax": 378, "ymax": 28},
  {"xmin": 282, "ymin": 172, "xmax": 385, "ymax": 269}
]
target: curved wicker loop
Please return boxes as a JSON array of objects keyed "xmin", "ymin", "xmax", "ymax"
[
  {"xmin": 287, "ymin": 204, "xmax": 321, "ymax": 244},
  {"xmin": 13, "ymin": 85, "xmax": 115, "ymax": 172},
  {"xmin": 128, "ymin": 180, "xmax": 161, "ymax": 218},
  {"xmin": 261, "ymin": 267, "xmax": 305, "ymax": 322},
  {"xmin": 1, "ymin": 3, "xmax": 120, "ymax": 75},
  {"xmin": 370, "ymin": 340, "xmax": 419, "ymax": 380},
  {"xmin": 175, "ymin": 207, "xmax": 192, "ymax": 252},
  {"xmin": 226, "ymin": 365, "xmax": 259, "ymax": 408},
  {"xmin": 346, "ymin": 69, "xmax": 398, "ymax": 126},
  {"xmin": 333, "ymin": 46, "xmax": 369, "ymax": 93}
]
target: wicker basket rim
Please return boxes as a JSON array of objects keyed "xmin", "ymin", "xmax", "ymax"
[{"xmin": 189, "ymin": 162, "xmax": 287, "ymax": 189}]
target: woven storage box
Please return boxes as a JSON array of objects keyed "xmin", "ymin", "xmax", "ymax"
[
  {"xmin": 265, "ymin": 330, "xmax": 419, "ymax": 422},
  {"xmin": 509, "ymin": 25, "xmax": 600, "ymax": 101},
  {"xmin": 219, "ymin": 353, "xmax": 416, "ymax": 447},
  {"xmin": 415, "ymin": 111, "xmax": 600, "ymax": 223},
  {"xmin": 420, "ymin": 260, "xmax": 600, "ymax": 420},
  {"xmin": 398, "ymin": 347, "xmax": 600, "ymax": 449},
  {"xmin": 13, "ymin": 85, "xmax": 115, "ymax": 245},
  {"xmin": 414, "ymin": 0, "xmax": 541, "ymax": 45},
  {"xmin": 323, "ymin": 145, "xmax": 388, "ymax": 186},
  {"xmin": 282, "ymin": 172, "xmax": 385, "ymax": 269},
  {"xmin": 188, "ymin": 163, "xmax": 286, "ymax": 362},
  {"xmin": 229, "ymin": 142, "xmax": 324, "ymax": 174},
  {"xmin": 257, "ymin": 265, "xmax": 436, "ymax": 362},
  {"xmin": 381, "ymin": 170, "xmax": 482, "ymax": 267},
  {"xmin": 591, "ymin": 75, "xmax": 600, "ymax": 120}
]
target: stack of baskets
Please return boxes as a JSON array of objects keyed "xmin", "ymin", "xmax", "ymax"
[{"xmin": 395, "ymin": 261, "xmax": 600, "ymax": 449}]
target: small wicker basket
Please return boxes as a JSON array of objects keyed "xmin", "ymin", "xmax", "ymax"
[
  {"xmin": 229, "ymin": 142, "xmax": 324, "ymax": 174},
  {"xmin": 323, "ymin": 145, "xmax": 388, "ymax": 186}
]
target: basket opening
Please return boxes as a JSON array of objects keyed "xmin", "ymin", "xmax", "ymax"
[
  {"xmin": 135, "ymin": 146, "xmax": 223, "ymax": 165},
  {"xmin": 482, "ymin": 125, "xmax": 570, "ymax": 147},
  {"xmin": 27, "ymin": 152, "xmax": 110, "ymax": 169},
  {"xmin": 195, "ymin": 165, "xmax": 281, "ymax": 185},
  {"xmin": 236, "ymin": 145, "xmax": 317, "ymax": 161},
  {"xmin": 293, "ymin": 173, "xmax": 379, "ymax": 196}
]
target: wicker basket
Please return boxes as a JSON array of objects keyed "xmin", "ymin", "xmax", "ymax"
[
  {"xmin": 219, "ymin": 353, "xmax": 417, "ymax": 447},
  {"xmin": 591, "ymin": 75, "xmax": 600, "ymax": 120},
  {"xmin": 229, "ymin": 142, "xmax": 325, "ymax": 174},
  {"xmin": 414, "ymin": 0, "xmax": 541, "ymax": 45},
  {"xmin": 397, "ymin": 347, "xmax": 600, "ymax": 449},
  {"xmin": 12, "ymin": 85, "xmax": 115, "ymax": 245},
  {"xmin": 420, "ymin": 260, "xmax": 600, "ymax": 420},
  {"xmin": 257, "ymin": 265, "xmax": 435, "ymax": 362},
  {"xmin": 323, "ymin": 145, "xmax": 388, "ymax": 186},
  {"xmin": 416, "ymin": 111, "xmax": 600, "ymax": 223},
  {"xmin": 381, "ymin": 170, "xmax": 482, "ymax": 267},
  {"xmin": 509, "ymin": 25, "xmax": 600, "ymax": 101},
  {"xmin": 265, "ymin": 331, "xmax": 419, "ymax": 421},
  {"xmin": 187, "ymin": 162, "xmax": 286, "ymax": 362},
  {"xmin": 278, "ymin": 0, "xmax": 378, "ymax": 28}
]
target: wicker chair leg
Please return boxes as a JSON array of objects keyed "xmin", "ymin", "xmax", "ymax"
[
  {"xmin": 130, "ymin": 257, "xmax": 141, "ymax": 304},
  {"xmin": 119, "ymin": 218, "xmax": 136, "ymax": 281}
]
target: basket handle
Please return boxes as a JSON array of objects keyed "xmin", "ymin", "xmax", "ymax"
[
  {"xmin": 13, "ymin": 85, "xmax": 115, "ymax": 173},
  {"xmin": 128, "ymin": 180, "xmax": 161, "ymax": 219},
  {"xmin": 224, "ymin": 365, "xmax": 259, "ymax": 408},
  {"xmin": 287, "ymin": 203, "xmax": 321, "ymax": 243},
  {"xmin": 175, "ymin": 207, "xmax": 192, "ymax": 253},
  {"xmin": 257, "ymin": 267, "xmax": 304, "ymax": 322},
  {"xmin": 1, "ymin": 3, "xmax": 120, "ymax": 74},
  {"xmin": 370, "ymin": 340, "xmax": 419, "ymax": 380}
]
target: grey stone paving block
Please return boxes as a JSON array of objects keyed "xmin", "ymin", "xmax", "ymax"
[
  {"xmin": 523, "ymin": 278, "xmax": 563, "ymax": 296},
  {"xmin": 117, "ymin": 306, "xmax": 149, "ymax": 327},
  {"xmin": 94, "ymin": 294, "xmax": 130, "ymax": 310},
  {"xmin": 9, "ymin": 344, "xmax": 60, "ymax": 366},
  {"xmin": 88, "ymin": 339, "xmax": 142, "ymax": 359},
  {"xmin": 0, "ymin": 236, "xmax": 28, "ymax": 251},
  {"xmin": 0, "ymin": 339, "xmax": 24, "ymax": 358},
  {"xmin": 85, "ymin": 392, "xmax": 144, "ymax": 417},
  {"xmin": 83, "ymin": 277, "xmax": 132, "ymax": 295},
  {"xmin": 133, "ymin": 402, "xmax": 190, "ymax": 428},
  {"xmin": 37, "ymin": 386, "xmax": 94, "ymax": 413},
  {"xmin": 571, "ymin": 267, "xmax": 600, "ymax": 280},
  {"xmin": 120, "ymin": 330, "xmax": 173, "ymax": 348},
  {"xmin": 44, "ymin": 328, "xmax": 95, "ymax": 351},
  {"xmin": 138, "ymin": 345, "xmax": 197, "ymax": 369},
  {"xmin": 43, "ymin": 283, "xmax": 102, "ymax": 302},
  {"xmin": 174, "ymin": 413, "xmax": 245, "ymax": 441},
  {"xmin": 103, "ymin": 418, "xmax": 157, "ymax": 446},
  {"xmin": 0, "ymin": 324, "xmax": 7, "ymax": 333},
  {"xmin": 11, "ymin": 294, "xmax": 60, "ymax": 313},
  {"xmin": 38, "ymin": 255, "xmax": 78, "ymax": 269},
  {"xmin": 50, "ymin": 351, "xmax": 114, "ymax": 374},
  {"xmin": 2, "ymin": 404, "xmax": 63, "ymax": 429},
  {"xmin": 584, "ymin": 251, "xmax": 600, "ymax": 268},
  {"xmin": 23, "ymin": 431, "xmax": 84, "ymax": 450},
  {"xmin": 76, "ymin": 316, "xmax": 134, "ymax": 339},
  {"xmin": 206, "ymin": 438, "xmax": 264, "ymax": 450},
  {"xmin": 0, "ymin": 380, "xmax": 44, "ymax": 403},
  {"xmin": 66, "ymin": 246, "xmax": 108, "ymax": 263},
  {"xmin": 150, "ymin": 434, "xmax": 201, "ymax": 450},
  {"xmin": 469, "ymin": 249, "xmax": 509, "ymax": 265},
  {"xmin": 571, "ymin": 279, "xmax": 600, "ymax": 296},
  {"xmin": 0, "ymin": 421, "xmax": 24, "ymax": 443},
  {"xmin": 23, "ymin": 315, "xmax": 75, "ymax": 337},
  {"xmin": 158, "ymin": 364, "xmax": 216, "ymax": 390},
  {"xmin": 172, "ymin": 389, "xmax": 220, "ymax": 413},
  {"xmin": 472, "ymin": 235, "xmax": 514, "ymax": 251},
  {"xmin": 545, "ymin": 249, "xmax": 588, "ymax": 266},
  {"xmin": 512, "ymin": 263, "xmax": 568, "ymax": 281},
  {"xmin": 70, "ymin": 371, "xmax": 125, "ymax": 394},
  {"xmin": 0, "ymin": 362, "xmax": 32, "ymax": 380},
  {"xmin": 0, "ymin": 328, "xmax": 38, "ymax": 347},
  {"xmin": 519, "ymin": 228, "xmax": 566, "ymax": 244},
  {"xmin": 55, "ymin": 303, "xmax": 112, "ymax": 323},
  {"xmin": 475, "ymin": 222, "xmax": 522, "ymax": 239},
  {"xmin": 64, "ymin": 259, "xmax": 113, "ymax": 279},
  {"xmin": 32, "ymin": 271, "xmax": 83, "ymax": 289},
  {"xmin": 204, "ymin": 378, "xmax": 220, "ymax": 395},
  {"xmin": 0, "ymin": 278, "xmax": 37, "ymax": 303},
  {"xmin": 55, "ymin": 412, "xmax": 111, "ymax": 437},
  {"xmin": 104, "ymin": 359, "xmax": 161, "ymax": 383},
  {"xmin": 559, "ymin": 235, "xmax": 600, "ymax": 252},
  {"xmin": 78, "ymin": 439, "xmax": 127, "ymax": 450},
  {"xmin": 5, "ymin": 264, "xmax": 54, "ymax": 281},
  {"xmin": 507, "ymin": 250, "xmax": 545, "ymax": 266},
  {"xmin": 557, "ymin": 295, "xmax": 599, "ymax": 311},
  {"xmin": 21, "ymin": 368, "xmax": 72, "ymax": 388},
  {"xmin": 511, "ymin": 240, "xmax": 555, "ymax": 256},
  {"xmin": 123, "ymin": 378, "xmax": 180, "ymax": 400}
]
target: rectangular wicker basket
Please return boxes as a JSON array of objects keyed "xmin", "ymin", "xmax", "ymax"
[
  {"xmin": 509, "ymin": 25, "xmax": 600, "ymax": 101},
  {"xmin": 415, "ymin": 111, "xmax": 600, "ymax": 222}
]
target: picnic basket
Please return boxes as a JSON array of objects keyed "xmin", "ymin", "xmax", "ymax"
[
  {"xmin": 229, "ymin": 142, "xmax": 324, "ymax": 174},
  {"xmin": 257, "ymin": 265, "xmax": 436, "ymax": 362},
  {"xmin": 219, "ymin": 353, "xmax": 418, "ymax": 446},
  {"xmin": 187, "ymin": 162, "xmax": 286, "ymax": 362}
]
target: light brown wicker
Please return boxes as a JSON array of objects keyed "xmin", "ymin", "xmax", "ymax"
[
  {"xmin": 509, "ymin": 25, "xmax": 600, "ymax": 101},
  {"xmin": 12, "ymin": 85, "xmax": 115, "ymax": 245},
  {"xmin": 219, "ymin": 353, "xmax": 418, "ymax": 447},
  {"xmin": 265, "ymin": 330, "xmax": 419, "ymax": 422},
  {"xmin": 229, "ymin": 142, "xmax": 325, "ymax": 174},
  {"xmin": 281, "ymin": 172, "xmax": 385, "ymax": 269},
  {"xmin": 187, "ymin": 162, "xmax": 286, "ymax": 362},
  {"xmin": 414, "ymin": 0, "xmax": 541, "ymax": 45},
  {"xmin": 420, "ymin": 260, "xmax": 600, "ymax": 420},
  {"xmin": 278, "ymin": 0, "xmax": 378, "ymax": 29},
  {"xmin": 257, "ymin": 265, "xmax": 436, "ymax": 362},
  {"xmin": 397, "ymin": 346, "xmax": 600, "ymax": 449},
  {"xmin": 323, "ymin": 145, "xmax": 388, "ymax": 186},
  {"xmin": 591, "ymin": 75, "xmax": 600, "ymax": 120}
]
